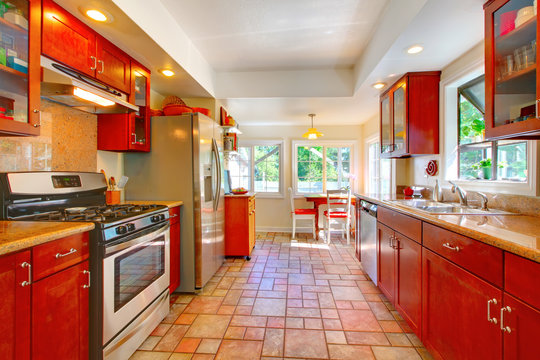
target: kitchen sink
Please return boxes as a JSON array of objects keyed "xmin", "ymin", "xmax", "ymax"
[{"xmin": 387, "ymin": 199, "xmax": 515, "ymax": 215}]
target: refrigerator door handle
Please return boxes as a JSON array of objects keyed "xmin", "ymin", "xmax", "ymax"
[{"xmin": 212, "ymin": 138, "xmax": 222, "ymax": 211}]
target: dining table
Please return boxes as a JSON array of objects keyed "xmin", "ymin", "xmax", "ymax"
[{"xmin": 304, "ymin": 194, "xmax": 357, "ymax": 240}]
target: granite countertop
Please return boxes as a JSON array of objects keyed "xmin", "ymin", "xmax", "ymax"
[
  {"xmin": 122, "ymin": 200, "xmax": 184, "ymax": 208},
  {"xmin": 355, "ymin": 193, "xmax": 540, "ymax": 263},
  {"xmin": 0, "ymin": 221, "xmax": 95, "ymax": 257}
]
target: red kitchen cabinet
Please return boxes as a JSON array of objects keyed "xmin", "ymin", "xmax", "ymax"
[
  {"xmin": 484, "ymin": 0, "xmax": 540, "ymax": 139},
  {"xmin": 98, "ymin": 61, "xmax": 151, "ymax": 152},
  {"xmin": 502, "ymin": 293, "xmax": 540, "ymax": 360},
  {"xmin": 379, "ymin": 72, "xmax": 440, "ymax": 157},
  {"xmin": 0, "ymin": 0, "xmax": 41, "ymax": 136},
  {"xmin": 42, "ymin": 0, "xmax": 131, "ymax": 94},
  {"xmin": 32, "ymin": 261, "xmax": 89, "ymax": 360},
  {"xmin": 169, "ymin": 206, "xmax": 181, "ymax": 293},
  {"xmin": 377, "ymin": 221, "xmax": 421, "ymax": 335},
  {"xmin": 0, "ymin": 251, "xmax": 31, "ymax": 360},
  {"xmin": 422, "ymin": 248, "xmax": 503, "ymax": 360},
  {"xmin": 225, "ymin": 194, "xmax": 255, "ymax": 259}
]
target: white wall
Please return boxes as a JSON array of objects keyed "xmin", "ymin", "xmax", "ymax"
[{"xmin": 239, "ymin": 124, "xmax": 363, "ymax": 232}]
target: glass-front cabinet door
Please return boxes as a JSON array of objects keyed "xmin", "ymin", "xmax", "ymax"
[
  {"xmin": 129, "ymin": 62, "xmax": 150, "ymax": 152},
  {"xmin": 485, "ymin": 0, "xmax": 540, "ymax": 139},
  {"xmin": 0, "ymin": 0, "xmax": 40, "ymax": 136},
  {"xmin": 380, "ymin": 93, "xmax": 392, "ymax": 153},
  {"xmin": 392, "ymin": 83, "xmax": 407, "ymax": 155}
]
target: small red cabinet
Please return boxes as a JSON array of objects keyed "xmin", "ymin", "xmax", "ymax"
[
  {"xmin": 98, "ymin": 61, "xmax": 151, "ymax": 152},
  {"xmin": 0, "ymin": 251, "xmax": 31, "ymax": 360},
  {"xmin": 422, "ymin": 248, "xmax": 503, "ymax": 360},
  {"xmin": 169, "ymin": 206, "xmax": 181, "ymax": 293},
  {"xmin": 225, "ymin": 194, "xmax": 255, "ymax": 258},
  {"xmin": 502, "ymin": 293, "xmax": 540, "ymax": 360},
  {"xmin": 42, "ymin": 0, "xmax": 131, "ymax": 94},
  {"xmin": 377, "ymin": 222, "xmax": 395, "ymax": 303}
]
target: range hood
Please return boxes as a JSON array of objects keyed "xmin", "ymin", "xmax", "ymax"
[{"xmin": 40, "ymin": 56, "xmax": 138, "ymax": 114}]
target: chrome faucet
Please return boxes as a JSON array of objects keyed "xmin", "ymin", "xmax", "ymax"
[
  {"xmin": 477, "ymin": 192, "xmax": 489, "ymax": 211},
  {"xmin": 448, "ymin": 181, "xmax": 468, "ymax": 206}
]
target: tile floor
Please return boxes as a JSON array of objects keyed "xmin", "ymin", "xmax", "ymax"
[{"xmin": 130, "ymin": 232, "xmax": 433, "ymax": 360}]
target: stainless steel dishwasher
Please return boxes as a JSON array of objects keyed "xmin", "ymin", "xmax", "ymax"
[{"xmin": 360, "ymin": 200, "xmax": 378, "ymax": 285}]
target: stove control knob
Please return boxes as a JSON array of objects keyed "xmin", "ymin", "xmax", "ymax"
[
  {"xmin": 127, "ymin": 223, "xmax": 135, "ymax": 232},
  {"xmin": 151, "ymin": 215, "xmax": 160, "ymax": 223},
  {"xmin": 116, "ymin": 225, "xmax": 127, "ymax": 235},
  {"xmin": 159, "ymin": 214, "xmax": 166, "ymax": 221}
]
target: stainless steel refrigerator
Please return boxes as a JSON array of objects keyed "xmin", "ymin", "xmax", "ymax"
[{"xmin": 124, "ymin": 113, "xmax": 225, "ymax": 292}]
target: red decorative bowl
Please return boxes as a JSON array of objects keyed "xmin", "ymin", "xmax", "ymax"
[
  {"xmin": 232, "ymin": 191, "xmax": 248, "ymax": 195},
  {"xmin": 192, "ymin": 107, "xmax": 211, "ymax": 117},
  {"xmin": 163, "ymin": 105, "xmax": 193, "ymax": 116}
]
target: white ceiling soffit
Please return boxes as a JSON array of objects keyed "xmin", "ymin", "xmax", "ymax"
[{"xmin": 53, "ymin": 0, "xmax": 212, "ymax": 98}]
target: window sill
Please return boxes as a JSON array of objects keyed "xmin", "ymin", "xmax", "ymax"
[{"xmin": 447, "ymin": 179, "xmax": 536, "ymax": 196}]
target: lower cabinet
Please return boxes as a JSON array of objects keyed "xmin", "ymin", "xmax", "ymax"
[
  {"xmin": 502, "ymin": 293, "xmax": 540, "ymax": 360},
  {"xmin": 422, "ymin": 248, "xmax": 503, "ymax": 360},
  {"xmin": 377, "ymin": 221, "xmax": 422, "ymax": 335},
  {"xmin": 169, "ymin": 205, "xmax": 181, "ymax": 293},
  {"xmin": 225, "ymin": 194, "xmax": 255, "ymax": 258},
  {"xmin": 0, "ymin": 232, "xmax": 89, "ymax": 360}
]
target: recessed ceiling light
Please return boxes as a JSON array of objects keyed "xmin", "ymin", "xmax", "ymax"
[
  {"xmin": 407, "ymin": 45, "xmax": 424, "ymax": 54},
  {"xmin": 86, "ymin": 9, "xmax": 107, "ymax": 22},
  {"xmin": 160, "ymin": 69, "xmax": 175, "ymax": 77},
  {"xmin": 372, "ymin": 82, "xmax": 386, "ymax": 90}
]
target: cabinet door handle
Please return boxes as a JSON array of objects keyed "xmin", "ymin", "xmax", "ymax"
[
  {"xmin": 170, "ymin": 214, "xmax": 178, "ymax": 218},
  {"xmin": 131, "ymin": 133, "xmax": 137, "ymax": 145},
  {"xmin": 55, "ymin": 248, "xmax": 77, "ymax": 258},
  {"xmin": 20, "ymin": 262, "xmax": 32, "ymax": 287},
  {"xmin": 90, "ymin": 56, "xmax": 97, "ymax": 70},
  {"xmin": 82, "ymin": 270, "xmax": 91, "ymax": 288},
  {"xmin": 98, "ymin": 60, "xmax": 104, "ymax": 74},
  {"xmin": 487, "ymin": 298, "xmax": 498, "ymax": 324},
  {"xmin": 32, "ymin": 109, "xmax": 41, "ymax": 128},
  {"xmin": 536, "ymin": 99, "xmax": 539, "ymax": 118},
  {"xmin": 500, "ymin": 306, "xmax": 512, "ymax": 333},
  {"xmin": 442, "ymin": 243, "xmax": 460, "ymax": 252}
]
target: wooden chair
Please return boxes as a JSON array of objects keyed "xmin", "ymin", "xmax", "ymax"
[
  {"xmin": 288, "ymin": 187, "xmax": 316, "ymax": 239},
  {"xmin": 323, "ymin": 188, "xmax": 352, "ymax": 244}
]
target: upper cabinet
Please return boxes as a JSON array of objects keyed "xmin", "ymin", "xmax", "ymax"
[
  {"xmin": 41, "ymin": 0, "xmax": 130, "ymax": 94},
  {"xmin": 485, "ymin": 0, "xmax": 540, "ymax": 139},
  {"xmin": 379, "ymin": 72, "xmax": 441, "ymax": 158},
  {"xmin": 0, "ymin": 0, "xmax": 41, "ymax": 136},
  {"xmin": 97, "ymin": 61, "xmax": 151, "ymax": 152}
]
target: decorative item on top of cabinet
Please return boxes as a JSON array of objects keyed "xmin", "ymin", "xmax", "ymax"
[
  {"xmin": 484, "ymin": 0, "xmax": 540, "ymax": 140},
  {"xmin": 97, "ymin": 60, "xmax": 151, "ymax": 152},
  {"xmin": 225, "ymin": 193, "xmax": 255, "ymax": 260},
  {"xmin": 0, "ymin": 0, "xmax": 40, "ymax": 136},
  {"xmin": 380, "ymin": 71, "xmax": 441, "ymax": 157},
  {"xmin": 42, "ymin": 0, "xmax": 130, "ymax": 94}
]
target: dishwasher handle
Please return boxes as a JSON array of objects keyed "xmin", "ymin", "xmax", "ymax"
[{"xmin": 360, "ymin": 201, "xmax": 377, "ymax": 217}]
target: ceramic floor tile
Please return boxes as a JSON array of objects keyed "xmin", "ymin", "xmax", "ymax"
[
  {"xmin": 175, "ymin": 338, "xmax": 201, "ymax": 353},
  {"xmin": 215, "ymin": 340, "xmax": 263, "ymax": 360},
  {"xmin": 339, "ymin": 310, "xmax": 382, "ymax": 332},
  {"xmin": 262, "ymin": 328, "xmax": 284, "ymax": 357},
  {"xmin": 371, "ymin": 346, "xmax": 422, "ymax": 360},
  {"xmin": 325, "ymin": 330, "xmax": 347, "ymax": 344},
  {"xmin": 331, "ymin": 286, "xmax": 365, "ymax": 301},
  {"xmin": 196, "ymin": 339, "xmax": 222, "ymax": 354},
  {"xmin": 284, "ymin": 329, "xmax": 329, "ymax": 359},
  {"xmin": 185, "ymin": 315, "xmax": 231, "ymax": 338},
  {"xmin": 328, "ymin": 344, "xmax": 375, "ymax": 360},
  {"xmin": 345, "ymin": 331, "xmax": 390, "ymax": 346},
  {"xmin": 252, "ymin": 298, "xmax": 287, "ymax": 316},
  {"xmin": 184, "ymin": 297, "xmax": 223, "ymax": 314}
]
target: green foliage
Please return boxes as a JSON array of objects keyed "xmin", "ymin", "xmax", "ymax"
[{"xmin": 459, "ymin": 95, "xmax": 485, "ymax": 144}]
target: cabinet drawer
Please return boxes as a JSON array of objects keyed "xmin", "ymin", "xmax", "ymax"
[
  {"xmin": 378, "ymin": 206, "xmax": 421, "ymax": 243},
  {"xmin": 505, "ymin": 253, "xmax": 540, "ymax": 310},
  {"xmin": 169, "ymin": 206, "xmax": 180, "ymax": 225},
  {"xmin": 423, "ymin": 223, "xmax": 502, "ymax": 287},
  {"xmin": 33, "ymin": 233, "xmax": 89, "ymax": 281}
]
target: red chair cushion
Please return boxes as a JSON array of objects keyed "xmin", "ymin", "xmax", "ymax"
[
  {"xmin": 294, "ymin": 208, "xmax": 317, "ymax": 215},
  {"xmin": 324, "ymin": 210, "xmax": 349, "ymax": 218}
]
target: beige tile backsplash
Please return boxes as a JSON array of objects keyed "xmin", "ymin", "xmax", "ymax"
[{"xmin": 0, "ymin": 100, "xmax": 97, "ymax": 172}]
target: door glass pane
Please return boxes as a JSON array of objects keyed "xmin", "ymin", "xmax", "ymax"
[
  {"xmin": 254, "ymin": 145, "xmax": 280, "ymax": 192},
  {"xmin": 381, "ymin": 96, "xmax": 391, "ymax": 153},
  {"xmin": 133, "ymin": 71, "xmax": 147, "ymax": 144},
  {"xmin": 393, "ymin": 86, "xmax": 406, "ymax": 151},
  {"xmin": 0, "ymin": 0, "xmax": 29, "ymax": 124},
  {"xmin": 114, "ymin": 236, "xmax": 165, "ymax": 311},
  {"xmin": 493, "ymin": 0, "xmax": 536, "ymax": 127}
]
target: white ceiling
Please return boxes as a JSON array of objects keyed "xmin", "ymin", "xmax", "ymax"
[
  {"xmin": 160, "ymin": 0, "xmax": 389, "ymax": 71},
  {"xmin": 53, "ymin": 0, "xmax": 486, "ymax": 126}
]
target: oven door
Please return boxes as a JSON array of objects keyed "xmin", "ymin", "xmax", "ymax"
[{"xmin": 102, "ymin": 222, "xmax": 170, "ymax": 345}]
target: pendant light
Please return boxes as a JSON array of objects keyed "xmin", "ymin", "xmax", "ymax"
[{"xmin": 302, "ymin": 113, "xmax": 324, "ymax": 140}]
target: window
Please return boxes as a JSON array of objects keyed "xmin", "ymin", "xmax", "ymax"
[
  {"xmin": 227, "ymin": 141, "xmax": 282, "ymax": 196},
  {"xmin": 293, "ymin": 141, "xmax": 355, "ymax": 194},
  {"xmin": 458, "ymin": 76, "xmax": 528, "ymax": 182},
  {"xmin": 367, "ymin": 139, "xmax": 392, "ymax": 195}
]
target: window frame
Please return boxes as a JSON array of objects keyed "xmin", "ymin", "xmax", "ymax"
[
  {"xmin": 228, "ymin": 139, "xmax": 284, "ymax": 198},
  {"xmin": 292, "ymin": 140, "xmax": 357, "ymax": 196}
]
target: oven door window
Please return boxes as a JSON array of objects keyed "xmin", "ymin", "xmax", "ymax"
[{"xmin": 114, "ymin": 236, "xmax": 165, "ymax": 312}]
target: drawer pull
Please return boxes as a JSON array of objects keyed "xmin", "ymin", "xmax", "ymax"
[
  {"xmin": 487, "ymin": 298, "xmax": 498, "ymax": 324},
  {"xmin": 442, "ymin": 243, "xmax": 460, "ymax": 252},
  {"xmin": 90, "ymin": 56, "xmax": 97, "ymax": 70},
  {"xmin": 500, "ymin": 306, "xmax": 512, "ymax": 333},
  {"xmin": 82, "ymin": 270, "xmax": 91, "ymax": 289},
  {"xmin": 55, "ymin": 248, "xmax": 78, "ymax": 259},
  {"xmin": 170, "ymin": 214, "xmax": 178, "ymax": 218},
  {"xmin": 21, "ymin": 262, "xmax": 32, "ymax": 287}
]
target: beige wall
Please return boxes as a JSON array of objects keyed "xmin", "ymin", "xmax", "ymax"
[{"xmin": 238, "ymin": 124, "xmax": 363, "ymax": 232}]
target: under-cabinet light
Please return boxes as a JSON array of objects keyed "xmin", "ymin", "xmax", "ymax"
[{"xmin": 73, "ymin": 87, "xmax": 115, "ymax": 106}]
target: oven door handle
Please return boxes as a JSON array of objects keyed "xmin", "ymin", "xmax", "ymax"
[{"xmin": 105, "ymin": 222, "xmax": 170, "ymax": 256}]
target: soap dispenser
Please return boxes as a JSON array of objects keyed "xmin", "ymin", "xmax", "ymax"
[{"xmin": 433, "ymin": 179, "xmax": 443, "ymax": 202}]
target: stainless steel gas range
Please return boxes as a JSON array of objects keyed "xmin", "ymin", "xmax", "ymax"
[{"xmin": 0, "ymin": 171, "xmax": 171, "ymax": 360}]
